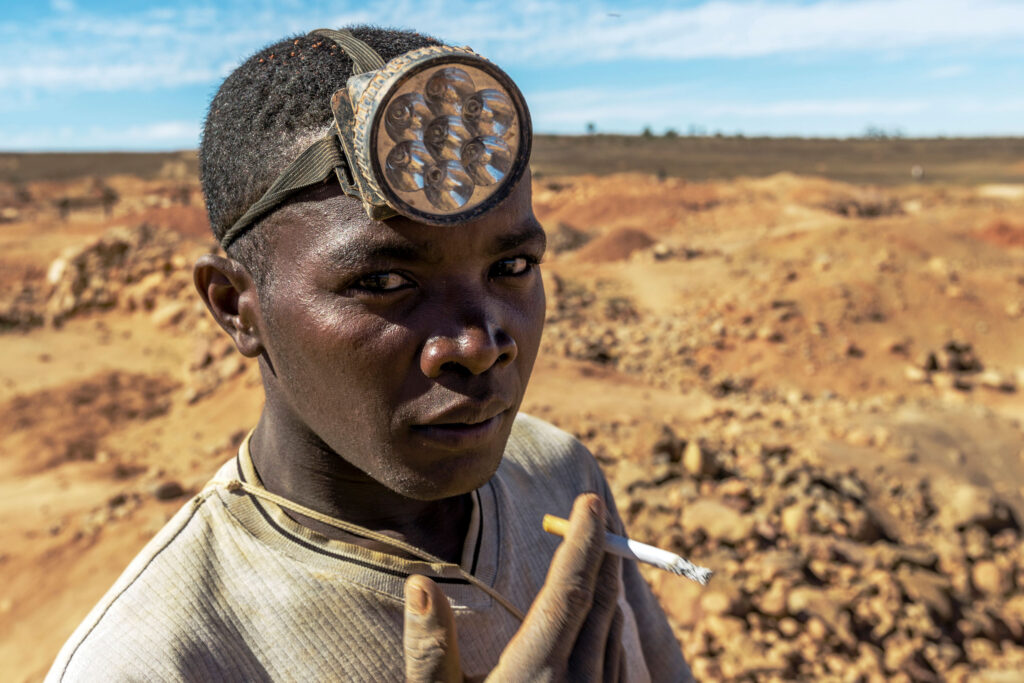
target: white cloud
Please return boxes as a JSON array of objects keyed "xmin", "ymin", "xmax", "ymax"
[
  {"xmin": 122, "ymin": 121, "xmax": 201, "ymax": 143},
  {"xmin": 0, "ymin": 121, "xmax": 199, "ymax": 151},
  {"xmin": 952, "ymin": 98, "xmax": 1024, "ymax": 113},
  {"xmin": 529, "ymin": 85, "xmax": 948, "ymax": 133},
  {"xmin": 2, "ymin": 0, "xmax": 1023, "ymax": 146},
  {"xmin": 928, "ymin": 64, "xmax": 971, "ymax": 79},
  {"xmin": 704, "ymin": 99, "xmax": 929, "ymax": 117},
  {"xmin": 433, "ymin": 0, "xmax": 1024, "ymax": 64},
  {"xmin": 0, "ymin": 63, "xmax": 218, "ymax": 91},
  {"xmin": 3, "ymin": 0, "xmax": 1023, "ymax": 98}
]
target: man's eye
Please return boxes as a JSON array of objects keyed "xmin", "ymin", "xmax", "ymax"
[
  {"xmin": 355, "ymin": 272, "xmax": 411, "ymax": 292},
  {"xmin": 492, "ymin": 256, "xmax": 537, "ymax": 277}
]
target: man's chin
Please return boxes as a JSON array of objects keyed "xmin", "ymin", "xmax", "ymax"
[
  {"xmin": 387, "ymin": 447, "xmax": 504, "ymax": 501},
  {"xmin": 386, "ymin": 410, "xmax": 515, "ymax": 499}
]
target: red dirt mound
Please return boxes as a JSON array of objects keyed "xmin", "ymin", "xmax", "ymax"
[
  {"xmin": 123, "ymin": 205, "xmax": 213, "ymax": 241},
  {"xmin": 0, "ymin": 371, "xmax": 178, "ymax": 474},
  {"xmin": 573, "ymin": 227, "xmax": 655, "ymax": 263},
  {"xmin": 532, "ymin": 174, "xmax": 719, "ymax": 237},
  {"xmin": 976, "ymin": 218, "xmax": 1024, "ymax": 248}
]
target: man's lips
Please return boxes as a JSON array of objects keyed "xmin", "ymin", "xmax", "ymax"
[
  {"xmin": 415, "ymin": 397, "xmax": 512, "ymax": 428},
  {"xmin": 409, "ymin": 399, "xmax": 513, "ymax": 450}
]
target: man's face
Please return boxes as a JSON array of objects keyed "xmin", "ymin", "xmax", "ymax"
[{"xmin": 254, "ymin": 176, "xmax": 545, "ymax": 501}]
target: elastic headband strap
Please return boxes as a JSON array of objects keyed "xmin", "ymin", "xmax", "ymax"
[
  {"xmin": 311, "ymin": 28, "xmax": 387, "ymax": 74},
  {"xmin": 221, "ymin": 31, "xmax": 388, "ymax": 250},
  {"xmin": 221, "ymin": 134, "xmax": 344, "ymax": 249}
]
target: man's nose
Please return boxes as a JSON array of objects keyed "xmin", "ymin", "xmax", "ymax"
[{"xmin": 420, "ymin": 311, "xmax": 518, "ymax": 378}]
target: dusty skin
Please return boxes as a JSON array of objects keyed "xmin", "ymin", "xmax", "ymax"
[{"xmin": 2, "ymin": 157, "xmax": 1024, "ymax": 680}]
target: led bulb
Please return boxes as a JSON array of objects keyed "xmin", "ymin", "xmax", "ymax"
[
  {"xmin": 424, "ymin": 67, "xmax": 476, "ymax": 116},
  {"xmin": 385, "ymin": 140, "xmax": 431, "ymax": 192},
  {"xmin": 384, "ymin": 92, "xmax": 433, "ymax": 143},
  {"xmin": 461, "ymin": 136, "xmax": 511, "ymax": 186},
  {"xmin": 462, "ymin": 89, "xmax": 515, "ymax": 138},
  {"xmin": 424, "ymin": 115, "xmax": 472, "ymax": 162},
  {"xmin": 423, "ymin": 161, "xmax": 473, "ymax": 210}
]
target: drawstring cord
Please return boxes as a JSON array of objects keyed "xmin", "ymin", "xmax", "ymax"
[{"xmin": 205, "ymin": 478, "xmax": 526, "ymax": 623}]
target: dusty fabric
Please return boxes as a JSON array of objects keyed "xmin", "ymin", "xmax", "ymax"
[{"xmin": 46, "ymin": 414, "xmax": 691, "ymax": 682}]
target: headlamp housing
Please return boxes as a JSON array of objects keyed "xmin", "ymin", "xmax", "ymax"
[
  {"xmin": 336, "ymin": 44, "xmax": 531, "ymax": 225},
  {"xmin": 220, "ymin": 32, "xmax": 532, "ymax": 250}
]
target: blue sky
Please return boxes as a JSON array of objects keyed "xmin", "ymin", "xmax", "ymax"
[{"xmin": 2, "ymin": 0, "xmax": 1023, "ymax": 150}]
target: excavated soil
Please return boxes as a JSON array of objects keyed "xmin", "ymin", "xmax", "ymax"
[{"xmin": 2, "ymin": 167, "xmax": 1024, "ymax": 681}]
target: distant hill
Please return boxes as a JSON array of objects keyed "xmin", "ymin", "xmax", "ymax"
[
  {"xmin": 0, "ymin": 150, "xmax": 199, "ymax": 184},
  {"xmin": 529, "ymin": 135, "xmax": 1024, "ymax": 186},
  {"xmin": 2, "ymin": 136, "xmax": 1022, "ymax": 186}
]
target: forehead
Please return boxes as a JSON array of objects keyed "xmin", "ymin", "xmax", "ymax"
[{"xmin": 261, "ymin": 174, "xmax": 540, "ymax": 267}]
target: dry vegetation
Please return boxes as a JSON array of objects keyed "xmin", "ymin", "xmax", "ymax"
[{"xmin": 2, "ymin": 138, "xmax": 1024, "ymax": 681}]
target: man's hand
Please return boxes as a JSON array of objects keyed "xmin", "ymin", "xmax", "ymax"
[{"xmin": 403, "ymin": 493, "xmax": 625, "ymax": 682}]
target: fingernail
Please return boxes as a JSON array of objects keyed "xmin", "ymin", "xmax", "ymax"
[
  {"xmin": 408, "ymin": 584, "xmax": 429, "ymax": 614},
  {"xmin": 588, "ymin": 496, "xmax": 604, "ymax": 516}
]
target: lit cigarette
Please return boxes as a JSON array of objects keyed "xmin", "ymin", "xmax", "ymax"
[{"xmin": 543, "ymin": 514, "xmax": 713, "ymax": 585}]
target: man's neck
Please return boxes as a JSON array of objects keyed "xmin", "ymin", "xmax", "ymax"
[{"xmin": 247, "ymin": 410, "xmax": 472, "ymax": 566}]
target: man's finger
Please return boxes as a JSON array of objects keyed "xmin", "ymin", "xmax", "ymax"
[
  {"xmin": 403, "ymin": 575, "xmax": 462, "ymax": 683},
  {"xmin": 568, "ymin": 548, "xmax": 621, "ymax": 680},
  {"xmin": 505, "ymin": 493, "xmax": 608, "ymax": 666},
  {"xmin": 602, "ymin": 608, "xmax": 625, "ymax": 683}
]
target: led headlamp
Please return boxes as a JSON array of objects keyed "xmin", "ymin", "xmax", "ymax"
[{"xmin": 220, "ymin": 29, "xmax": 532, "ymax": 250}]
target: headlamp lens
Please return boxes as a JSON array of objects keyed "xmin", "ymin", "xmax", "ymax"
[
  {"xmin": 423, "ymin": 115, "xmax": 473, "ymax": 162},
  {"xmin": 384, "ymin": 93, "xmax": 432, "ymax": 142},
  {"xmin": 424, "ymin": 67, "xmax": 477, "ymax": 115},
  {"xmin": 385, "ymin": 140, "xmax": 430, "ymax": 192},
  {"xmin": 463, "ymin": 89, "xmax": 515, "ymax": 137},
  {"xmin": 423, "ymin": 161, "xmax": 474, "ymax": 210},
  {"xmin": 462, "ymin": 136, "xmax": 511, "ymax": 186}
]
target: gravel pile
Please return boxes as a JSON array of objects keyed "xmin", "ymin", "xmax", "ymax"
[{"xmin": 586, "ymin": 423, "xmax": 1024, "ymax": 680}]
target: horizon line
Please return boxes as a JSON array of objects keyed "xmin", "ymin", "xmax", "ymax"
[{"xmin": 4, "ymin": 132, "xmax": 1024, "ymax": 155}]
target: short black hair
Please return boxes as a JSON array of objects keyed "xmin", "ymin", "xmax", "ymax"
[{"xmin": 199, "ymin": 26, "xmax": 443, "ymax": 283}]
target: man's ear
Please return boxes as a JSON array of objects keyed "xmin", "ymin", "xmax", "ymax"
[{"xmin": 193, "ymin": 254, "xmax": 265, "ymax": 358}]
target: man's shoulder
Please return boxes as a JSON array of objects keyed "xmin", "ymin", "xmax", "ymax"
[
  {"xmin": 506, "ymin": 412, "xmax": 591, "ymax": 464},
  {"xmin": 500, "ymin": 412, "xmax": 605, "ymax": 493},
  {"xmin": 46, "ymin": 472, "xmax": 240, "ymax": 681}
]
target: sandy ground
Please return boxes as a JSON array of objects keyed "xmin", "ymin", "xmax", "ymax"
[{"xmin": 2, "ymin": 169, "xmax": 1024, "ymax": 680}]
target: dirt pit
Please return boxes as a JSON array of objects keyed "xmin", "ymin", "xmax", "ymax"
[
  {"xmin": 573, "ymin": 227, "xmax": 657, "ymax": 262},
  {"xmin": 977, "ymin": 217, "xmax": 1024, "ymax": 248},
  {"xmin": 3, "ymin": 166, "xmax": 1024, "ymax": 681}
]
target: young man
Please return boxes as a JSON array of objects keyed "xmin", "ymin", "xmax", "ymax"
[{"xmin": 47, "ymin": 26, "xmax": 691, "ymax": 681}]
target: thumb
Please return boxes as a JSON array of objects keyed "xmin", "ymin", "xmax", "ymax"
[{"xmin": 403, "ymin": 575, "xmax": 462, "ymax": 683}]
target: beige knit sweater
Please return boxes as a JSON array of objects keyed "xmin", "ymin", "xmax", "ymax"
[{"xmin": 47, "ymin": 414, "xmax": 692, "ymax": 682}]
